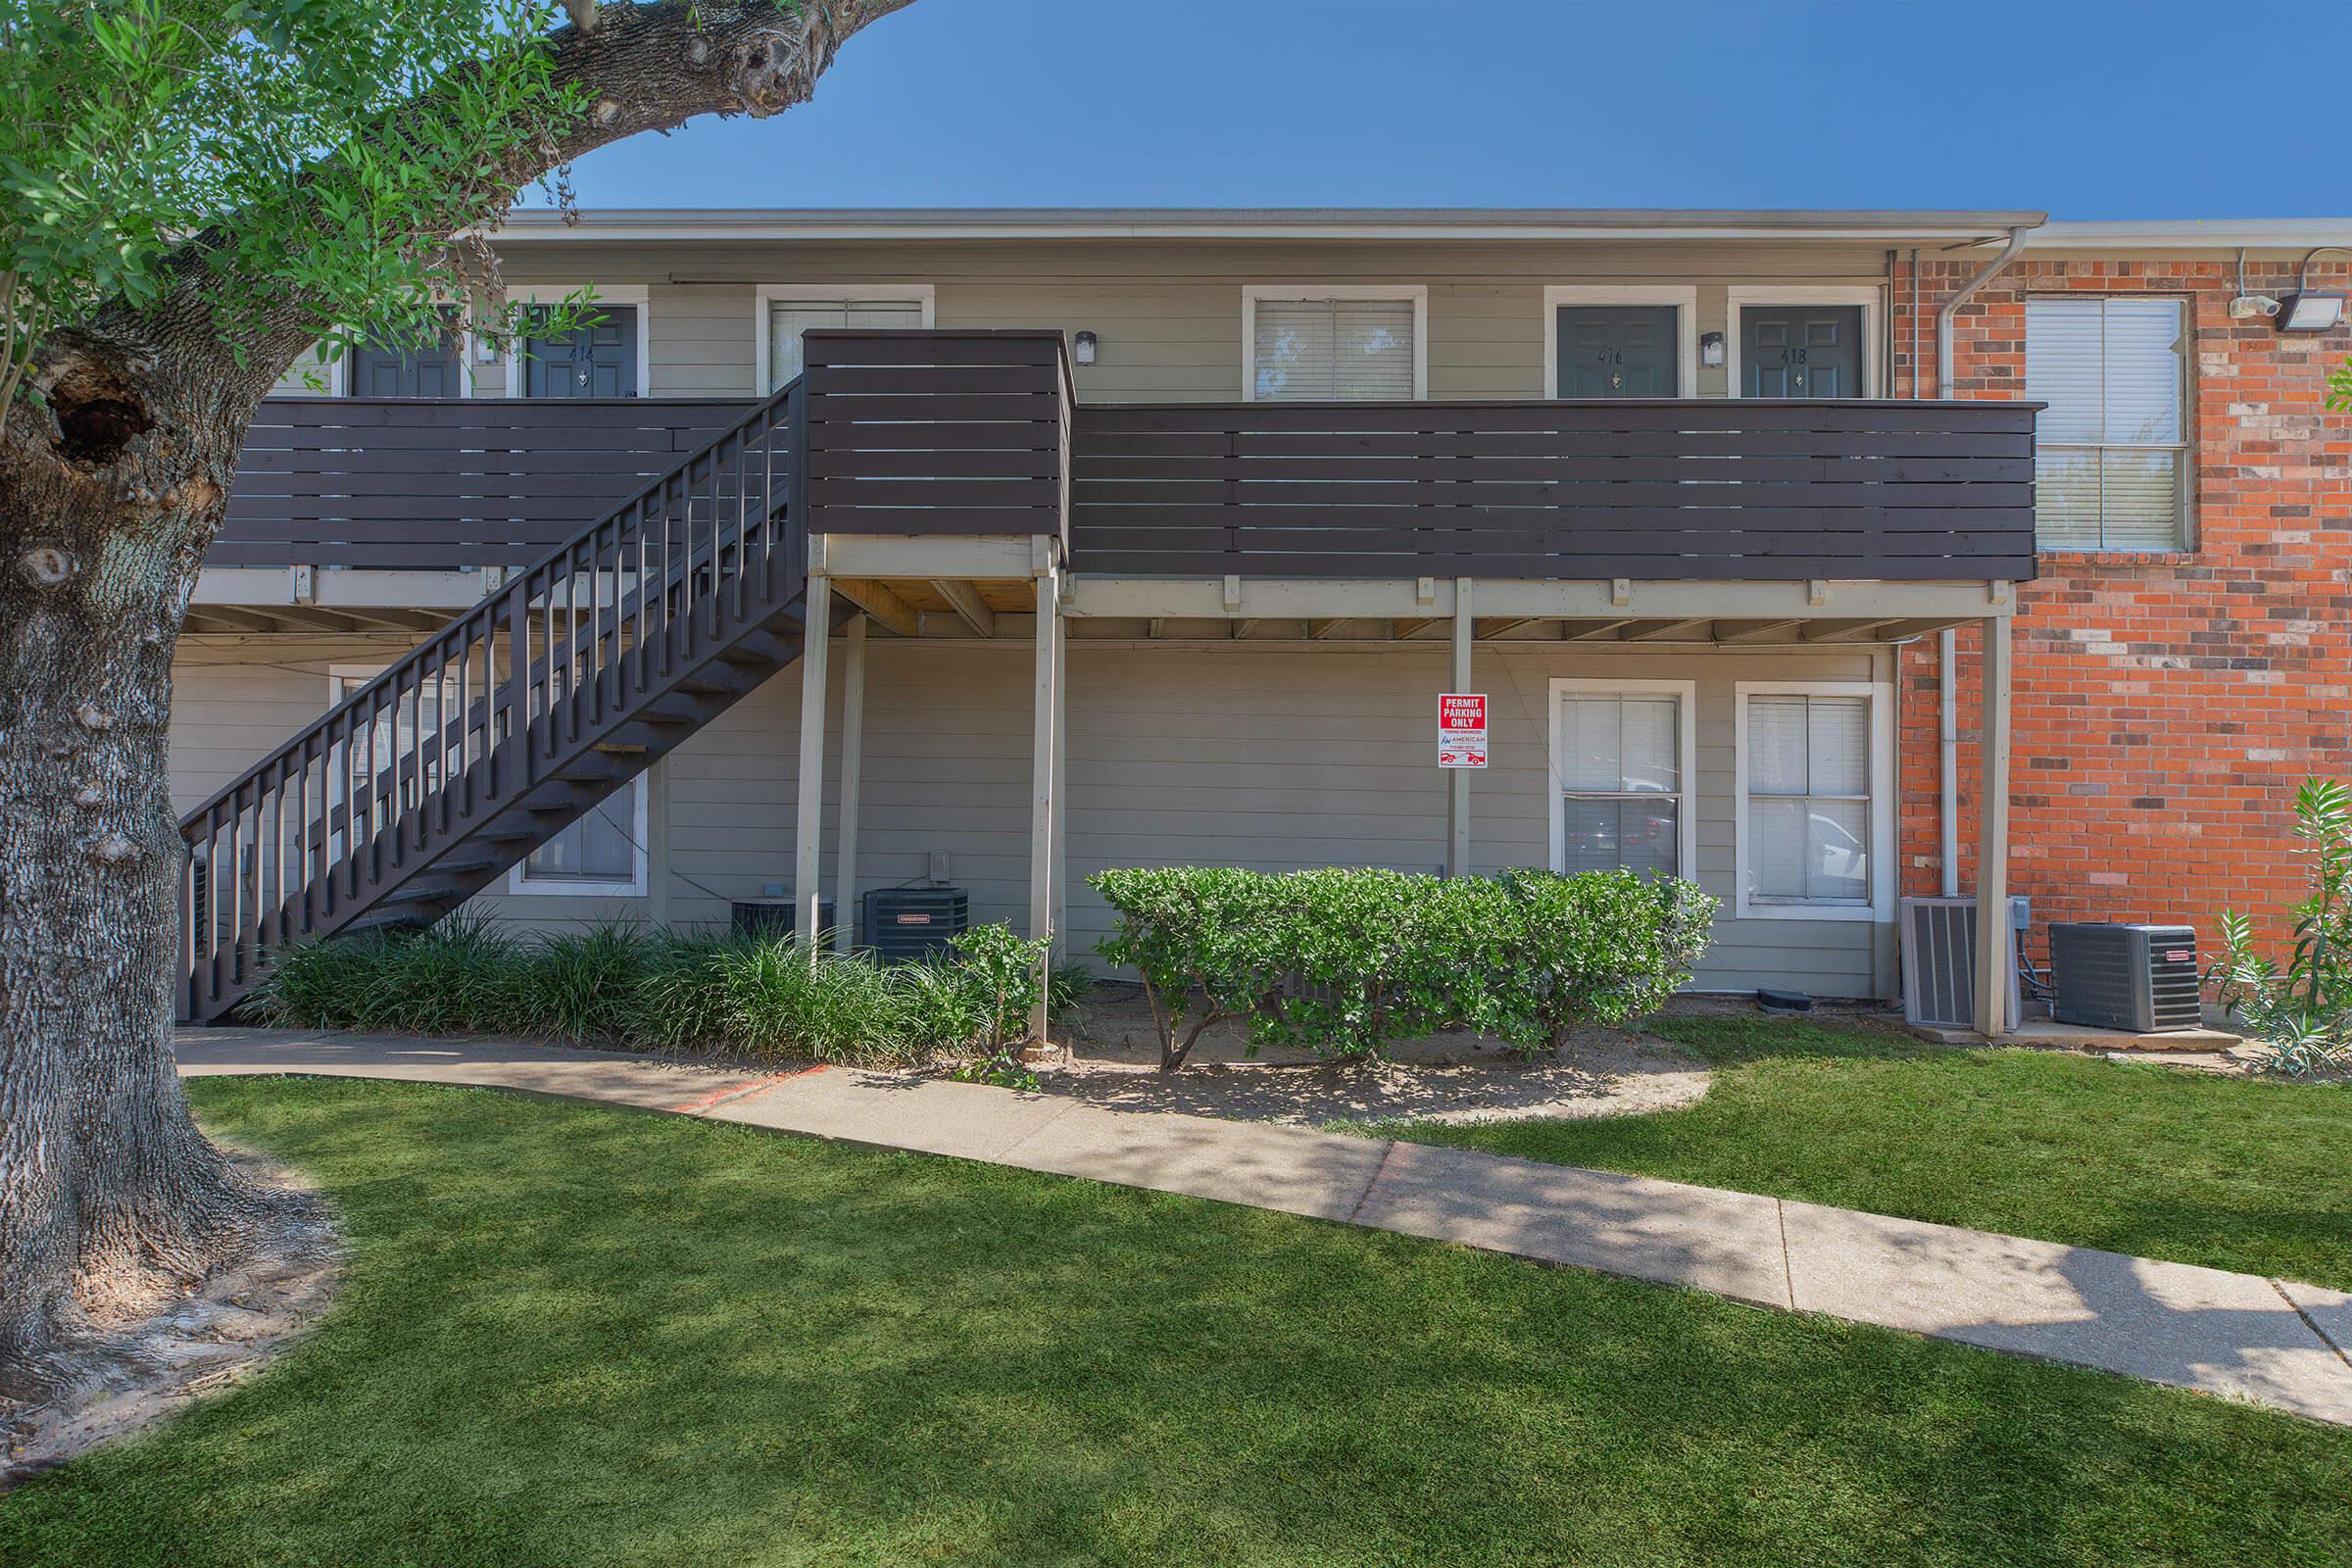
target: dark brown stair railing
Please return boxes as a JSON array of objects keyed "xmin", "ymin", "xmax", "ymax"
[{"xmin": 178, "ymin": 376, "xmax": 813, "ymax": 1023}]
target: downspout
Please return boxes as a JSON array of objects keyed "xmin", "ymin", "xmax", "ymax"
[{"xmin": 1935, "ymin": 222, "xmax": 2037, "ymax": 896}]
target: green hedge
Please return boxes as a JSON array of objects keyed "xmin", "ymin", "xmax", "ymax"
[
  {"xmin": 1092, "ymin": 866, "xmax": 1717, "ymax": 1071},
  {"xmin": 245, "ymin": 916, "xmax": 1086, "ymax": 1068}
]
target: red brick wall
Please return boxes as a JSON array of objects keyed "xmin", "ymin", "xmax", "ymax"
[{"xmin": 1886, "ymin": 254, "xmax": 2352, "ymax": 959}]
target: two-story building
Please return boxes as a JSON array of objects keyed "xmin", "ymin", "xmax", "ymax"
[{"xmin": 172, "ymin": 208, "xmax": 2352, "ymax": 1035}]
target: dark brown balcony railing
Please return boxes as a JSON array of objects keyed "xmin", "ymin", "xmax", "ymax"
[{"xmin": 223, "ymin": 346, "xmax": 2036, "ymax": 584}]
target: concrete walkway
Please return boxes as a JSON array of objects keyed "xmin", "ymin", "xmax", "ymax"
[{"xmin": 177, "ymin": 1027, "xmax": 2352, "ymax": 1427}]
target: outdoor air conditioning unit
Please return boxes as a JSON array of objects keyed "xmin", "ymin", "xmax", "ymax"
[
  {"xmin": 2048, "ymin": 923, "xmax": 2202, "ymax": 1033},
  {"xmin": 731, "ymin": 896, "xmax": 835, "ymax": 943},
  {"xmin": 863, "ymin": 886, "xmax": 969, "ymax": 963},
  {"xmin": 1899, "ymin": 896, "xmax": 2027, "ymax": 1030}
]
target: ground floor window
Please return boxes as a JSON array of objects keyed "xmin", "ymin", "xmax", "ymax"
[
  {"xmin": 1548, "ymin": 679, "xmax": 1693, "ymax": 879},
  {"xmin": 511, "ymin": 783, "xmax": 647, "ymax": 898},
  {"xmin": 1735, "ymin": 682, "xmax": 1892, "ymax": 920}
]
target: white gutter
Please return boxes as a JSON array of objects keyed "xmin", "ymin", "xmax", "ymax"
[{"xmin": 1936, "ymin": 221, "xmax": 2037, "ymax": 897}]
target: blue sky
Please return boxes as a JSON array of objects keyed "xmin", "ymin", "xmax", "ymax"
[{"xmin": 539, "ymin": 0, "xmax": 2348, "ymax": 219}]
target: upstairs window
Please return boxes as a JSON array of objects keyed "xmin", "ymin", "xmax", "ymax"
[
  {"xmin": 2026, "ymin": 297, "xmax": 2189, "ymax": 551},
  {"xmin": 763, "ymin": 293, "xmax": 930, "ymax": 393},
  {"xmin": 1246, "ymin": 290, "xmax": 1423, "ymax": 400}
]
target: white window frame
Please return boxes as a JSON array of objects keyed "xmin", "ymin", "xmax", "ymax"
[
  {"xmin": 1242, "ymin": 284, "xmax": 1428, "ymax": 401},
  {"xmin": 754, "ymin": 283, "xmax": 937, "ymax": 395},
  {"xmin": 506, "ymin": 778, "xmax": 650, "ymax": 899},
  {"xmin": 1733, "ymin": 679, "xmax": 1895, "ymax": 922},
  {"xmin": 1723, "ymin": 285, "xmax": 1884, "ymax": 399},
  {"xmin": 500, "ymin": 283, "xmax": 653, "ymax": 399},
  {"xmin": 1546, "ymin": 677, "xmax": 1699, "ymax": 879},
  {"xmin": 1541, "ymin": 284, "xmax": 1699, "ymax": 400},
  {"xmin": 2024, "ymin": 292, "xmax": 2194, "ymax": 553}
]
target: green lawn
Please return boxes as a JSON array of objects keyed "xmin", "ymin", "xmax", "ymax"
[
  {"xmin": 1391, "ymin": 1015, "xmax": 2352, "ymax": 1291},
  {"xmin": 4, "ymin": 1079, "xmax": 2349, "ymax": 1567}
]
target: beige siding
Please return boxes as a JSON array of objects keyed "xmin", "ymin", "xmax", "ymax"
[
  {"xmin": 172, "ymin": 634, "xmax": 1898, "ymax": 998},
  {"xmin": 269, "ymin": 237, "xmax": 1896, "ymax": 403}
]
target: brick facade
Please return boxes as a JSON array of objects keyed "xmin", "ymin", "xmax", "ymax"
[{"xmin": 1885, "ymin": 253, "xmax": 2352, "ymax": 958}]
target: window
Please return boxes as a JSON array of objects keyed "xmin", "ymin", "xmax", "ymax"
[
  {"xmin": 2026, "ymin": 296, "xmax": 2189, "ymax": 550},
  {"xmin": 511, "ymin": 781, "xmax": 647, "ymax": 897},
  {"xmin": 325, "ymin": 666, "xmax": 467, "ymax": 864},
  {"xmin": 1244, "ymin": 288, "xmax": 1424, "ymax": 401},
  {"xmin": 759, "ymin": 288, "xmax": 934, "ymax": 393},
  {"xmin": 1737, "ymin": 688, "xmax": 1888, "ymax": 917},
  {"xmin": 1548, "ymin": 680, "xmax": 1693, "ymax": 880}
]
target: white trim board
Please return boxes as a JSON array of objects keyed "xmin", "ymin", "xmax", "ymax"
[
  {"xmin": 1241, "ymin": 283, "xmax": 1429, "ymax": 401},
  {"xmin": 1545, "ymin": 677, "xmax": 1699, "ymax": 882},
  {"xmin": 499, "ymin": 282, "xmax": 654, "ymax": 398},
  {"xmin": 1731, "ymin": 678, "xmax": 1897, "ymax": 923},
  {"xmin": 753, "ymin": 283, "xmax": 937, "ymax": 395},
  {"xmin": 1722, "ymin": 285, "xmax": 1884, "ymax": 399},
  {"xmin": 1540, "ymin": 284, "xmax": 1700, "ymax": 400}
]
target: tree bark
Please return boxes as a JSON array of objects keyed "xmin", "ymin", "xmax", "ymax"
[{"xmin": 0, "ymin": 0, "xmax": 915, "ymax": 1416}]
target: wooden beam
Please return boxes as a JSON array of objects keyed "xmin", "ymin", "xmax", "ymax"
[
  {"xmin": 1975, "ymin": 612, "xmax": 2013, "ymax": 1037},
  {"xmin": 830, "ymin": 577, "xmax": 921, "ymax": 638},
  {"xmin": 1800, "ymin": 616, "xmax": 1905, "ymax": 643},
  {"xmin": 1624, "ymin": 618, "xmax": 1713, "ymax": 642},
  {"xmin": 1231, "ymin": 618, "xmax": 1258, "ymax": 640},
  {"xmin": 1392, "ymin": 616, "xmax": 1441, "ymax": 639},
  {"xmin": 931, "ymin": 578, "xmax": 997, "ymax": 639},
  {"xmin": 832, "ymin": 615, "xmax": 866, "ymax": 956},
  {"xmin": 1476, "ymin": 616, "xmax": 1541, "ymax": 641},
  {"xmin": 795, "ymin": 574, "xmax": 834, "ymax": 951},
  {"xmin": 1306, "ymin": 617, "xmax": 1348, "ymax": 639},
  {"xmin": 1712, "ymin": 618, "xmax": 1804, "ymax": 644},
  {"xmin": 1565, "ymin": 619, "xmax": 1637, "ymax": 642}
]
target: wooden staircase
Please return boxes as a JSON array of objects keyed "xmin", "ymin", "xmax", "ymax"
[{"xmin": 178, "ymin": 377, "xmax": 815, "ymax": 1023}]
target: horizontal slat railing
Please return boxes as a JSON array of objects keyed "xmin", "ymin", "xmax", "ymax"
[
  {"xmin": 1071, "ymin": 398, "xmax": 2040, "ymax": 581},
  {"xmin": 220, "ymin": 398, "xmax": 751, "ymax": 567},
  {"xmin": 803, "ymin": 328, "xmax": 1073, "ymax": 552},
  {"xmin": 180, "ymin": 380, "xmax": 809, "ymax": 1020}
]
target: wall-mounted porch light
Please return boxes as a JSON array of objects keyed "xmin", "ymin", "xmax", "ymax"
[
  {"xmin": 1699, "ymin": 331, "xmax": 1726, "ymax": 368},
  {"xmin": 1072, "ymin": 329, "xmax": 1099, "ymax": 367}
]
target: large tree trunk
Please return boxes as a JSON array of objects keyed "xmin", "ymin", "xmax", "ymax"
[
  {"xmin": 0, "ymin": 338, "xmax": 310, "ymax": 1410},
  {"xmin": 0, "ymin": 0, "xmax": 918, "ymax": 1418}
]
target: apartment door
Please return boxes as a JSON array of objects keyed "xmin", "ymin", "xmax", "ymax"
[
  {"xmin": 1740, "ymin": 306, "xmax": 1864, "ymax": 397},
  {"xmin": 1555, "ymin": 307, "xmax": 1680, "ymax": 397},
  {"xmin": 519, "ymin": 307, "xmax": 639, "ymax": 397},
  {"xmin": 349, "ymin": 332, "xmax": 461, "ymax": 397}
]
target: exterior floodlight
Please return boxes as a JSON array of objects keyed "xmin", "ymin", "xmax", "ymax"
[{"xmin": 2276, "ymin": 292, "xmax": 2346, "ymax": 333}]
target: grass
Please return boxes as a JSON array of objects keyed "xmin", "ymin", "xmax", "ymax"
[
  {"xmin": 4, "ymin": 1078, "xmax": 2350, "ymax": 1567},
  {"xmin": 1388, "ymin": 1013, "xmax": 2352, "ymax": 1292}
]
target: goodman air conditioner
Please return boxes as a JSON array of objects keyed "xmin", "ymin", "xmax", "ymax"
[{"xmin": 1899, "ymin": 896, "xmax": 2027, "ymax": 1030}]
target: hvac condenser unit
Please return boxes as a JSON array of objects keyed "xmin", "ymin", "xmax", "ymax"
[
  {"xmin": 1899, "ymin": 896, "xmax": 2027, "ymax": 1030},
  {"xmin": 863, "ymin": 887, "xmax": 969, "ymax": 963},
  {"xmin": 2048, "ymin": 923, "xmax": 2201, "ymax": 1033}
]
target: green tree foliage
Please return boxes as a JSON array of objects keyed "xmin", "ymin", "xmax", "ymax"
[
  {"xmin": 0, "ymin": 0, "xmax": 599, "ymax": 419},
  {"xmin": 2211, "ymin": 778, "xmax": 2352, "ymax": 1076}
]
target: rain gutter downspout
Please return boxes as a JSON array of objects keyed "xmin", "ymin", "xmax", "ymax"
[{"xmin": 1936, "ymin": 222, "xmax": 2037, "ymax": 896}]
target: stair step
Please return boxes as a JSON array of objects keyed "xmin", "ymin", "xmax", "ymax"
[
  {"xmin": 716, "ymin": 631, "xmax": 793, "ymax": 667},
  {"xmin": 591, "ymin": 741, "xmax": 651, "ymax": 757}
]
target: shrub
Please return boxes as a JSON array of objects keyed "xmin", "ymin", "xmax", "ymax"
[
  {"xmin": 246, "ymin": 918, "xmax": 1082, "ymax": 1072},
  {"xmin": 2211, "ymin": 779, "xmax": 2352, "ymax": 1078},
  {"xmin": 1092, "ymin": 865, "xmax": 1718, "ymax": 1072}
]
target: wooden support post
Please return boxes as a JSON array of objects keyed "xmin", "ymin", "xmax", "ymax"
[
  {"xmin": 1447, "ymin": 576, "xmax": 1473, "ymax": 877},
  {"xmin": 832, "ymin": 613, "xmax": 866, "ymax": 955},
  {"xmin": 794, "ymin": 571, "xmax": 832, "ymax": 952},
  {"xmin": 1052, "ymin": 609, "xmax": 1068, "ymax": 957},
  {"xmin": 1974, "ymin": 612, "xmax": 2013, "ymax": 1037},
  {"xmin": 1029, "ymin": 566, "xmax": 1062, "ymax": 1041}
]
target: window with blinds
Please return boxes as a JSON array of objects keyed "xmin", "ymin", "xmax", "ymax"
[
  {"xmin": 1744, "ymin": 694, "xmax": 1872, "ymax": 906},
  {"xmin": 1558, "ymin": 692, "xmax": 1685, "ymax": 879},
  {"xmin": 2025, "ymin": 297, "xmax": 2189, "ymax": 551},
  {"xmin": 766, "ymin": 297, "xmax": 927, "ymax": 392},
  {"xmin": 1250, "ymin": 296, "xmax": 1417, "ymax": 401}
]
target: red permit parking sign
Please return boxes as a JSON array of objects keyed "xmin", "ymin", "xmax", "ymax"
[{"xmin": 1438, "ymin": 693, "xmax": 1488, "ymax": 769}]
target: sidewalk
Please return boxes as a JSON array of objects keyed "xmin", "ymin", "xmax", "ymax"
[{"xmin": 176, "ymin": 1027, "xmax": 2352, "ymax": 1426}]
